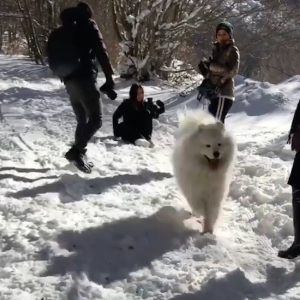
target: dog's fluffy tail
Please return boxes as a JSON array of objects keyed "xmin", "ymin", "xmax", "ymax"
[{"xmin": 175, "ymin": 109, "xmax": 216, "ymax": 139}]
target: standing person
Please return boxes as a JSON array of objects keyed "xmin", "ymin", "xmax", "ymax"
[
  {"xmin": 46, "ymin": 2, "xmax": 116, "ymax": 173},
  {"xmin": 278, "ymin": 100, "xmax": 300, "ymax": 259},
  {"xmin": 198, "ymin": 21, "xmax": 240, "ymax": 123},
  {"xmin": 112, "ymin": 83, "xmax": 165, "ymax": 148}
]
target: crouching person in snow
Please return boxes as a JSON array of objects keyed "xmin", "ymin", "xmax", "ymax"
[
  {"xmin": 278, "ymin": 100, "xmax": 300, "ymax": 259},
  {"xmin": 198, "ymin": 21, "xmax": 240, "ymax": 123},
  {"xmin": 113, "ymin": 83, "xmax": 165, "ymax": 148},
  {"xmin": 46, "ymin": 2, "xmax": 116, "ymax": 173}
]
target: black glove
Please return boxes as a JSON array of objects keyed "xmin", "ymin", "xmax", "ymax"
[
  {"xmin": 155, "ymin": 100, "xmax": 165, "ymax": 115},
  {"xmin": 156, "ymin": 100, "xmax": 164, "ymax": 107},
  {"xmin": 100, "ymin": 79, "xmax": 117, "ymax": 100},
  {"xmin": 146, "ymin": 98, "xmax": 155, "ymax": 112}
]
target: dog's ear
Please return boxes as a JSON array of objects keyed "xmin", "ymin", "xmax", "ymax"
[
  {"xmin": 215, "ymin": 120, "xmax": 224, "ymax": 131},
  {"xmin": 198, "ymin": 123, "xmax": 207, "ymax": 132}
]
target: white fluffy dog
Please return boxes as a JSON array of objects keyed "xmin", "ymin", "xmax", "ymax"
[{"xmin": 172, "ymin": 109, "xmax": 237, "ymax": 234}]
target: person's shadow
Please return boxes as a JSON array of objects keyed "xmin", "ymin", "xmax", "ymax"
[
  {"xmin": 38, "ymin": 206, "xmax": 200, "ymax": 286},
  {"xmin": 6, "ymin": 169, "xmax": 173, "ymax": 203},
  {"xmin": 169, "ymin": 265, "xmax": 300, "ymax": 300}
]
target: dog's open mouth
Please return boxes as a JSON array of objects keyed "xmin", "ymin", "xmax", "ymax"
[{"xmin": 204, "ymin": 155, "xmax": 220, "ymax": 170}]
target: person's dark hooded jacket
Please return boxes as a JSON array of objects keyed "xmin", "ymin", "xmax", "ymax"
[
  {"xmin": 288, "ymin": 100, "xmax": 300, "ymax": 186},
  {"xmin": 113, "ymin": 98, "xmax": 165, "ymax": 138},
  {"xmin": 59, "ymin": 2, "xmax": 114, "ymax": 84}
]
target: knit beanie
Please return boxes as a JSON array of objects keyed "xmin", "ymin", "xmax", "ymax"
[{"xmin": 216, "ymin": 21, "xmax": 234, "ymax": 38}]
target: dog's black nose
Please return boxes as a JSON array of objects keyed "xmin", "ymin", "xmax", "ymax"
[{"xmin": 213, "ymin": 151, "xmax": 220, "ymax": 158}]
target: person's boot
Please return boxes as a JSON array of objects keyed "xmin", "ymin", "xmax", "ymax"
[
  {"xmin": 64, "ymin": 145, "xmax": 92, "ymax": 174},
  {"xmin": 278, "ymin": 192, "xmax": 300, "ymax": 259},
  {"xmin": 149, "ymin": 140, "xmax": 155, "ymax": 148},
  {"xmin": 278, "ymin": 242, "xmax": 300, "ymax": 259},
  {"xmin": 80, "ymin": 148, "xmax": 94, "ymax": 168}
]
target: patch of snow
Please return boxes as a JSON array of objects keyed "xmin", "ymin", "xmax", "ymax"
[{"xmin": 0, "ymin": 54, "xmax": 299, "ymax": 299}]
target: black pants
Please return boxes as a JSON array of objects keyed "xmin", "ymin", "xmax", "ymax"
[
  {"xmin": 118, "ymin": 112, "xmax": 153, "ymax": 144},
  {"xmin": 64, "ymin": 78, "xmax": 102, "ymax": 151},
  {"xmin": 292, "ymin": 186, "xmax": 300, "ymax": 243},
  {"xmin": 208, "ymin": 97, "xmax": 233, "ymax": 123}
]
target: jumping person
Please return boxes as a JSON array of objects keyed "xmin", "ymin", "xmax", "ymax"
[
  {"xmin": 198, "ymin": 21, "xmax": 240, "ymax": 123},
  {"xmin": 46, "ymin": 2, "xmax": 116, "ymax": 173},
  {"xmin": 113, "ymin": 83, "xmax": 165, "ymax": 148}
]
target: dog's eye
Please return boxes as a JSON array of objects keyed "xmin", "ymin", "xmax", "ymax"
[
  {"xmin": 206, "ymin": 145, "xmax": 211, "ymax": 148},
  {"xmin": 218, "ymin": 143, "xmax": 222, "ymax": 146}
]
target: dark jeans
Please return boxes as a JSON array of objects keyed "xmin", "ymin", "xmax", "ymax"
[
  {"xmin": 208, "ymin": 96, "xmax": 233, "ymax": 123},
  {"xmin": 292, "ymin": 186, "xmax": 300, "ymax": 243},
  {"xmin": 119, "ymin": 112, "xmax": 153, "ymax": 144},
  {"xmin": 64, "ymin": 78, "xmax": 102, "ymax": 151},
  {"xmin": 288, "ymin": 152, "xmax": 300, "ymax": 186}
]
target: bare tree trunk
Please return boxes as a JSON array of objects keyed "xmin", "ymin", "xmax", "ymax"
[
  {"xmin": 0, "ymin": 26, "xmax": 3, "ymax": 52},
  {"xmin": 17, "ymin": 0, "xmax": 44, "ymax": 64}
]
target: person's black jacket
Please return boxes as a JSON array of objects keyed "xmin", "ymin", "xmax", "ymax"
[
  {"xmin": 60, "ymin": 5, "xmax": 114, "ymax": 83},
  {"xmin": 113, "ymin": 99, "xmax": 165, "ymax": 137},
  {"xmin": 288, "ymin": 100, "xmax": 300, "ymax": 187},
  {"xmin": 289, "ymin": 100, "xmax": 300, "ymax": 140}
]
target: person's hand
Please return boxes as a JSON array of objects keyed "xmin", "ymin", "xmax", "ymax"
[
  {"xmin": 100, "ymin": 79, "xmax": 115, "ymax": 92},
  {"xmin": 100, "ymin": 79, "xmax": 117, "ymax": 100},
  {"xmin": 156, "ymin": 100, "xmax": 164, "ymax": 107}
]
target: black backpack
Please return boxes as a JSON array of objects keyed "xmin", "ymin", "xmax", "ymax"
[{"xmin": 46, "ymin": 23, "xmax": 82, "ymax": 78}]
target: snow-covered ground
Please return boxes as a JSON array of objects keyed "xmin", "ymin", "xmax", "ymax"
[{"xmin": 0, "ymin": 55, "xmax": 300, "ymax": 300}]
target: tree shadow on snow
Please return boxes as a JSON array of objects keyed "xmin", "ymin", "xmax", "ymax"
[
  {"xmin": 90, "ymin": 135, "xmax": 123, "ymax": 146},
  {"xmin": 0, "ymin": 166, "xmax": 52, "ymax": 173},
  {"xmin": 0, "ymin": 173, "xmax": 58, "ymax": 183},
  {"xmin": 0, "ymin": 57, "xmax": 51, "ymax": 82},
  {"xmin": 0, "ymin": 87, "xmax": 66, "ymax": 103},
  {"xmin": 91, "ymin": 135, "xmax": 130, "ymax": 148},
  {"xmin": 92, "ymin": 135, "xmax": 116, "ymax": 142},
  {"xmin": 38, "ymin": 206, "xmax": 198, "ymax": 285},
  {"xmin": 169, "ymin": 265, "xmax": 300, "ymax": 300},
  {"xmin": 6, "ymin": 169, "xmax": 172, "ymax": 202},
  {"xmin": 0, "ymin": 166, "xmax": 58, "ymax": 183}
]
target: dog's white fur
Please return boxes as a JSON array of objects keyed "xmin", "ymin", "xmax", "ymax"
[{"xmin": 172, "ymin": 109, "xmax": 237, "ymax": 234}]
